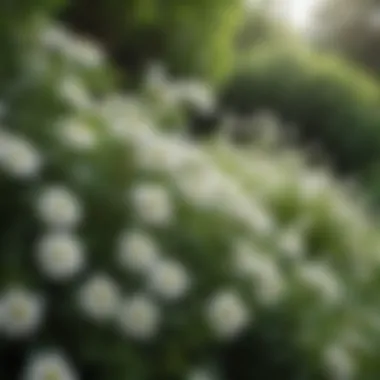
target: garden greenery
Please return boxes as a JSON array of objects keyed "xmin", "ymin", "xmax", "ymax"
[
  {"xmin": 3, "ymin": 15, "xmax": 380, "ymax": 380},
  {"xmin": 59, "ymin": 0, "xmax": 243, "ymax": 84},
  {"xmin": 222, "ymin": 46, "xmax": 380, "ymax": 177}
]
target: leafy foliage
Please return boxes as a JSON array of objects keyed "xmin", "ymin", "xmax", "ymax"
[
  {"xmin": 3, "ymin": 16, "xmax": 380, "ymax": 380},
  {"xmin": 58, "ymin": 0, "xmax": 243, "ymax": 84},
  {"xmin": 221, "ymin": 46, "xmax": 380, "ymax": 177}
]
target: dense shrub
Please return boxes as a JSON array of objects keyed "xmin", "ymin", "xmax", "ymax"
[
  {"xmin": 221, "ymin": 46, "xmax": 380, "ymax": 176},
  {"xmin": 4, "ymin": 14, "xmax": 380, "ymax": 380}
]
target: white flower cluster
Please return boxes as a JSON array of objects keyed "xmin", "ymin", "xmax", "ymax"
[
  {"xmin": 134, "ymin": 137, "xmax": 274, "ymax": 237},
  {"xmin": 36, "ymin": 233, "xmax": 85, "ymax": 281},
  {"xmin": 40, "ymin": 24, "xmax": 104, "ymax": 68},
  {"xmin": 0, "ymin": 288, "xmax": 44, "ymax": 338},
  {"xmin": 323, "ymin": 344, "xmax": 355, "ymax": 380},
  {"xmin": 206, "ymin": 290, "xmax": 250, "ymax": 339},
  {"xmin": 35, "ymin": 186, "xmax": 85, "ymax": 282},
  {"xmin": 3, "ymin": 58, "xmax": 380, "ymax": 379},
  {"xmin": 114, "ymin": 228, "xmax": 191, "ymax": 338},
  {"xmin": 278, "ymin": 226, "xmax": 305, "ymax": 260},
  {"xmin": 174, "ymin": 162, "xmax": 225, "ymax": 207},
  {"xmin": 119, "ymin": 224, "xmax": 252, "ymax": 337},
  {"xmin": 56, "ymin": 118, "xmax": 97, "ymax": 151},
  {"xmin": 118, "ymin": 294, "xmax": 161, "ymax": 340},
  {"xmin": 118, "ymin": 229, "xmax": 159, "ymax": 274},
  {"xmin": 115, "ymin": 223, "xmax": 249, "ymax": 340},
  {"xmin": 58, "ymin": 76, "xmax": 92, "ymax": 110},
  {"xmin": 233, "ymin": 240, "xmax": 284, "ymax": 306},
  {"xmin": 37, "ymin": 187, "xmax": 83, "ymax": 229},
  {"xmin": 144, "ymin": 64, "xmax": 178, "ymax": 109},
  {"xmin": 0, "ymin": 129, "xmax": 42, "ymax": 178},
  {"xmin": 130, "ymin": 182, "xmax": 174, "ymax": 226},
  {"xmin": 149, "ymin": 259, "xmax": 191, "ymax": 301},
  {"xmin": 23, "ymin": 351, "xmax": 78, "ymax": 380},
  {"xmin": 78, "ymin": 274, "xmax": 121, "ymax": 321},
  {"xmin": 133, "ymin": 134, "xmax": 189, "ymax": 174},
  {"xmin": 144, "ymin": 64, "xmax": 215, "ymax": 114},
  {"xmin": 187, "ymin": 367, "xmax": 215, "ymax": 380},
  {"xmin": 99, "ymin": 95, "xmax": 155, "ymax": 142},
  {"xmin": 173, "ymin": 80, "xmax": 215, "ymax": 114},
  {"xmin": 296, "ymin": 261, "xmax": 344, "ymax": 305},
  {"xmin": 132, "ymin": 131, "xmax": 210, "ymax": 184},
  {"xmin": 231, "ymin": 196, "xmax": 274, "ymax": 235}
]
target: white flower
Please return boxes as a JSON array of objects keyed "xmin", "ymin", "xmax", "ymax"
[
  {"xmin": 119, "ymin": 294, "xmax": 160, "ymax": 340},
  {"xmin": 0, "ymin": 132, "xmax": 41, "ymax": 178},
  {"xmin": 173, "ymin": 80, "xmax": 215, "ymax": 114},
  {"xmin": 24, "ymin": 351, "xmax": 77, "ymax": 380},
  {"xmin": 36, "ymin": 187, "xmax": 82, "ymax": 228},
  {"xmin": 70, "ymin": 38, "xmax": 104, "ymax": 68},
  {"xmin": 130, "ymin": 183, "xmax": 173, "ymax": 225},
  {"xmin": 232, "ymin": 198, "xmax": 274, "ymax": 235},
  {"xmin": 323, "ymin": 344, "xmax": 355, "ymax": 380},
  {"xmin": 58, "ymin": 119, "xmax": 96, "ymax": 150},
  {"xmin": 39, "ymin": 24, "xmax": 71, "ymax": 50},
  {"xmin": 299, "ymin": 171, "xmax": 330, "ymax": 202},
  {"xmin": 40, "ymin": 24, "xmax": 104, "ymax": 68},
  {"xmin": 234, "ymin": 240, "xmax": 260, "ymax": 276},
  {"xmin": 100, "ymin": 96, "xmax": 154, "ymax": 141},
  {"xmin": 133, "ymin": 135, "xmax": 189, "ymax": 174},
  {"xmin": 187, "ymin": 368, "xmax": 214, "ymax": 380},
  {"xmin": 0, "ymin": 288, "xmax": 44, "ymax": 338},
  {"xmin": 110, "ymin": 118, "xmax": 154, "ymax": 143},
  {"xmin": 214, "ymin": 176, "xmax": 244, "ymax": 204},
  {"xmin": 233, "ymin": 241, "xmax": 284, "ymax": 305},
  {"xmin": 36, "ymin": 233, "xmax": 85, "ymax": 281},
  {"xmin": 144, "ymin": 64, "xmax": 178, "ymax": 108},
  {"xmin": 118, "ymin": 230, "xmax": 159, "ymax": 274},
  {"xmin": 278, "ymin": 227, "xmax": 304, "ymax": 260},
  {"xmin": 59, "ymin": 76, "xmax": 91, "ymax": 109},
  {"xmin": 174, "ymin": 163, "xmax": 222, "ymax": 207},
  {"xmin": 297, "ymin": 262, "xmax": 343, "ymax": 304},
  {"xmin": 149, "ymin": 259, "xmax": 191, "ymax": 300},
  {"xmin": 78, "ymin": 274, "xmax": 121, "ymax": 321},
  {"xmin": 134, "ymin": 136, "xmax": 205, "ymax": 175},
  {"xmin": 206, "ymin": 290, "xmax": 250, "ymax": 339}
]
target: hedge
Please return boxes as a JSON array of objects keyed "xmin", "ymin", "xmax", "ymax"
[{"xmin": 221, "ymin": 46, "xmax": 380, "ymax": 177}]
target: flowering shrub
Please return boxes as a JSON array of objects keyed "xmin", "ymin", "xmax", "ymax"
[{"xmin": 3, "ymin": 19, "xmax": 380, "ymax": 380}]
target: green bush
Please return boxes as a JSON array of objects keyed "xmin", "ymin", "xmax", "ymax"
[
  {"xmin": 221, "ymin": 46, "xmax": 380, "ymax": 176},
  {"xmin": 4, "ymin": 16, "xmax": 380, "ymax": 380}
]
